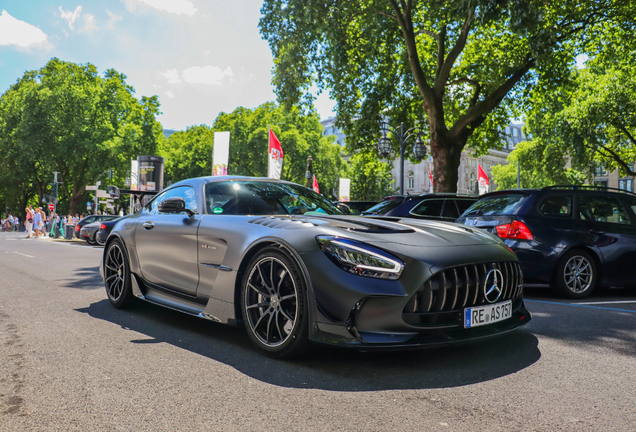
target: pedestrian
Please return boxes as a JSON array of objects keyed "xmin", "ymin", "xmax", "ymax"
[
  {"xmin": 25, "ymin": 206, "xmax": 33, "ymax": 238},
  {"xmin": 33, "ymin": 208, "xmax": 43, "ymax": 238}
]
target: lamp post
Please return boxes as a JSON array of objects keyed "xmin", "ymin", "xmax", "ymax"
[{"xmin": 377, "ymin": 121, "xmax": 427, "ymax": 195}]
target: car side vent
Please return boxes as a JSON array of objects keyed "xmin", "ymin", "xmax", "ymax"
[
  {"xmin": 403, "ymin": 261, "xmax": 523, "ymax": 326},
  {"xmin": 249, "ymin": 217, "xmax": 317, "ymax": 229}
]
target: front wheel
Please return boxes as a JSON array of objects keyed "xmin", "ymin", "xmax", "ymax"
[
  {"xmin": 104, "ymin": 240, "xmax": 134, "ymax": 308},
  {"xmin": 241, "ymin": 247, "xmax": 309, "ymax": 358},
  {"xmin": 551, "ymin": 249, "xmax": 598, "ymax": 299}
]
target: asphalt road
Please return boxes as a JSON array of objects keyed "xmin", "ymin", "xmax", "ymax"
[{"xmin": 1, "ymin": 231, "xmax": 635, "ymax": 431}]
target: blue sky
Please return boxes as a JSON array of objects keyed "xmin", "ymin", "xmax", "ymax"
[{"xmin": 0, "ymin": 0, "xmax": 336, "ymax": 131}]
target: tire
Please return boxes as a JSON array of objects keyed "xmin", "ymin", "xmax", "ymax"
[
  {"xmin": 241, "ymin": 247, "xmax": 309, "ymax": 358},
  {"xmin": 104, "ymin": 239, "xmax": 134, "ymax": 308},
  {"xmin": 551, "ymin": 249, "xmax": 598, "ymax": 299}
]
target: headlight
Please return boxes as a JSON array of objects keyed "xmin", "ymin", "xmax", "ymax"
[{"xmin": 316, "ymin": 236, "xmax": 404, "ymax": 280}]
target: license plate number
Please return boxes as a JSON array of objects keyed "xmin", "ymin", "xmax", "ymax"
[{"xmin": 464, "ymin": 300, "xmax": 512, "ymax": 328}]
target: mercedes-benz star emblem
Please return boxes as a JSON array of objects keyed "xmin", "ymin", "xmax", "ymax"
[{"xmin": 484, "ymin": 269, "xmax": 504, "ymax": 304}]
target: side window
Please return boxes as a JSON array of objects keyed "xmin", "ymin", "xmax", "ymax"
[
  {"xmin": 410, "ymin": 199, "xmax": 445, "ymax": 217},
  {"xmin": 621, "ymin": 196, "xmax": 636, "ymax": 220},
  {"xmin": 442, "ymin": 200, "xmax": 459, "ymax": 219},
  {"xmin": 456, "ymin": 199, "xmax": 476, "ymax": 215},
  {"xmin": 539, "ymin": 196, "xmax": 573, "ymax": 217},
  {"xmin": 578, "ymin": 195, "xmax": 630, "ymax": 225},
  {"xmin": 146, "ymin": 187, "xmax": 198, "ymax": 215}
]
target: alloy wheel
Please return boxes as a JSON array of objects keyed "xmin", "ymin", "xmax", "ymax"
[
  {"xmin": 105, "ymin": 243, "xmax": 126, "ymax": 301},
  {"xmin": 564, "ymin": 255, "xmax": 593, "ymax": 293},
  {"xmin": 244, "ymin": 257, "xmax": 298, "ymax": 348}
]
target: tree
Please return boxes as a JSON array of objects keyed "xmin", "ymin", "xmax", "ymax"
[
  {"xmin": 260, "ymin": 0, "xmax": 633, "ymax": 192},
  {"xmin": 526, "ymin": 58, "xmax": 636, "ymax": 178},
  {"xmin": 491, "ymin": 139, "xmax": 587, "ymax": 190},
  {"xmin": 346, "ymin": 152, "xmax": 396, "ymax": 200},
  {"xmin": 212, "ymin": 102, "xmax": 347, "ymax": 199},
  {"xmin": 160, "ymin": 125, "xmax": 214, "ymax": 184},
  {"xmin": 0, "ymin": 58, "xmax": 163, "ymax": 214}
]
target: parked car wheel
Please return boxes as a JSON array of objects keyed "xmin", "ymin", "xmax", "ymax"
[
  {"xmin": 96, "ymin": 235, "xmax": 106, "ymax": 246},
  {"xmin": 104, "ymin": 240, "xmax": 134, "ymax": 308},
  {"xmin": 552, "ymin": 249, "xmax": 598, "ymax": 299},
  {"xmin": 241, "ymin": 247, "xmax": 309, "ymax": 358}
]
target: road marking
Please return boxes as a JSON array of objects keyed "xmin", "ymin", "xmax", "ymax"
[
  {"xmin": 13, "ymin": 251, "xmax": 34, "ymax": 258},
  {"xmin": 525, "ymin": 299, "xmax": 636, "ymax": 314},
  {"xmin": 574, "ymin": 300, "xmax": 636, "ymax": 305}
]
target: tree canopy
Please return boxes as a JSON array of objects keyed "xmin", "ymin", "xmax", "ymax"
[
  {"xmin": 0, "ymin": 58, "xmax": 163, "ymax": 216},
  {"xmin": 260, "ymin": 0, "xmax": 635, "ymax": 192}
]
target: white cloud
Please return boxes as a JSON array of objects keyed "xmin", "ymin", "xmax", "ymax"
[
  {"xmin": 59, "ymin": 6, "xmax": 82, "ymax": 30},
  {"xmin": 81, "ymin": 14, "xmax": 98, "ymax": 34},
  {"xmin": 126, "ymin": 0, "xmax": 197, "ymax": 16},
  {"xmin": 0, "ymin": 10, "xmax": 48, "ymax": 48},
  {"xmin": 160, "ymin": 69, "xmax": 181, "ymax": 84},
  {"xmin": 165, "ymin": 91, "xmax": 175, "ymax": 98},
  {"xmin": 106, "ymin": 10, "xmax": 123, "ymax": 29},
  {"xmin": 183, "ymin": 65, "xmax": 233, "ymax": 85}
]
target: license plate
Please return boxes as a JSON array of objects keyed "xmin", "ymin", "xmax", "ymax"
[{"xmin": 464, "ymin": 300, "xmax": 512, "ymax": 328}]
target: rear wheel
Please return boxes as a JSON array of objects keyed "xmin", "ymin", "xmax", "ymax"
[
  {"xmin": 241, "ymin": 247, "xmax": 309, "ymax": 358},
  {"xmin": 104, "ymin": 240, "xmax": 134, "ymax": 308},
  {"xmin": 551, "ymin": 249, "xmax": 598, "ymax": 299}
]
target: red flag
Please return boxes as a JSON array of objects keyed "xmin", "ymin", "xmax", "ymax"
[
  {"xmin": 478, "ymin": 164, "xmax": 490, "ymax": 195},
  {"xmin": 312, "ymin": 174, "xmax": 320, "ymax": 193},
  {"xmin": 428, "ymin": 165, "xmax": 434, "ymax": 191},
  {"xmin": 268, "ymin": 129, "xmax": 284, "ymax": 179}
]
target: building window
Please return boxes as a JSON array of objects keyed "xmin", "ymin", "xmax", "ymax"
[
  {"xmin": 594, "ymin": 180, "xmax": 608, "ymax": 188},
  {"xmin": 407, "ymin": 171, "xmax": 414, "ymax": 189},
  {"xmin": 594, "ymin": 165, "xmax": 608, "ymax": 177},
  {"xmin": 619, "ymin": 179, "xmax": 633, "ymax": 192}
]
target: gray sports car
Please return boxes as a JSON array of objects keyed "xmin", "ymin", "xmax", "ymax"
[{"xmin": 101, "ymin": 176, "xmax": 531, "ymax": 357}]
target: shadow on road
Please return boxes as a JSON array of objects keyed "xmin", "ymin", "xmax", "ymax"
[
  {"xmin": 59, "ymin": 266, "xmax": 102, "ymax": 289},
  {"xmin": 77, "ymin": 298, "xmax": 541, "ymax": 391}
]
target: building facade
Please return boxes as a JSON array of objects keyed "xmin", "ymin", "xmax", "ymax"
[
  {"xmin": 321, "ymin": 118, "xmax": 527, "ymax": 195},
  {"xmin": 593, "ymin": 165, "xmax": 635, "ymax": 192}
]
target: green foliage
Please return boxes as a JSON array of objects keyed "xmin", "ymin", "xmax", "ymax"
[
  {"xmin": 260, "ymin": 0, "xmax": 633, "ymax": 191},
  {"xmin": 491, "ymin": 139, "xmax": 587, "ymax": 190},
  {"xmin": 160, "ymin": 125, "xmax": 214, "ymax": 184},
  {"xmin": 526, "ymin": 56, "xmax": 636, "ymax": 178},
  {"xmin": 211, "ymin": 102, "xmax": 346, "ymax": 199},
  {"xmin": 0, "ymin": 58, "xmax": 163, "ymax": 215},
  {"xmin": 345, "ymin": 152, "xmax": 396, "ymax": 201}
]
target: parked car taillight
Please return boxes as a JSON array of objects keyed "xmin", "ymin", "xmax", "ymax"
[
  {"xmin": 496, "ymin": 220, "xmax": 533, "ymax": 240},
  {"xmin": 99, "ymin": 224, "xmax": 107, "ymax": 230},
  {"xmin": 74, "ymin": 225, "xmax": 80, "ymax": 231}
]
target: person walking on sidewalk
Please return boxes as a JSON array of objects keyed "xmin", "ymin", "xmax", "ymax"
[
  {"xmin": 25, "ymin": 206, "xmax": 33, "ymax": 238},
  {"xmin": 32, "ymin": 208, "xmax": 43, "ymax": 238}
]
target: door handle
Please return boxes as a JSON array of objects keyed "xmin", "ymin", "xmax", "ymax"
[{"xmin": 143, "ymin": 221, "xmax": 155, "ymax": 230}]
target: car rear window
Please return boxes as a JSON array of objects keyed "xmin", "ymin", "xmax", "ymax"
[
  {"xmin": 363, "ymin": 197, "xmax": 405, "ymax": 215},
  {"xmin": 461, "ymin": 194, "xmax": 528, "ymax": 216}
]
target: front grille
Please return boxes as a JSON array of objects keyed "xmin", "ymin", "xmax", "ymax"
[{"xmin": 403, "ymin": 261, "xmax": 523, "ymax": 327}]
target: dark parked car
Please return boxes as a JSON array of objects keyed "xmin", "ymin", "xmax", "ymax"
[
  {"xmin": 362, "ymin": 194, "xmax": 478, "ymax": 222},
  {"xmin": 456, "ymin": 185, "xmax": 636, "ymax": 298},
  {"xmin": 100, "ymin": 176, "xmax": 530, "ymax": 358},
  {"xmin": 95, "ymin": 217, "xmax": 125, "ymax": 245},
  {"xmin": 74, "ymin": 215, "xmax": 118, "ymax": 239},
  {"xmin": 332, "ymin": 201, "xmax": 378, "ymax": 215},
  {"xmin": 81, "ymin": 217, "xmax": 123, "ymax": 245}
]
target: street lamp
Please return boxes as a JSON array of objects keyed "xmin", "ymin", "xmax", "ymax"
[{"xmin": 377, "ymin": 121, "xmax": 427, "ymax": 195}]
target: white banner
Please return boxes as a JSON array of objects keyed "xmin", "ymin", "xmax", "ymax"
[
  {"xmin": 213, "ymin": 131, "xmax": 230, "ymax": 176},
  {"xmin": 131, "ymin": 160, "xmax": 138, "ymax": 191},
  {"xmin": 339, "ymin": 178, "xmax": 351, "ymax": 202},
  {"xmin": 267, "ymin": 129, "xmax": 284, "ymax": 180}
]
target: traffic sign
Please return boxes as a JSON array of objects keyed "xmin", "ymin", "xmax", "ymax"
[
  {"xmin": 49, "ymin": 203, "xmax": 54, "ymax": 211},
  {"xmin": 85, "ymin": 185, "xmax": 98, "ymax": 191},
  {"xmin": 87, "ymin": 202, "xmax": 93, "ymax": 207}
]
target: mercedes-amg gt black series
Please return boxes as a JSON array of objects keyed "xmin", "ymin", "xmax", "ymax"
[{"xmin": 101, "ymin": 176, "xmax": 531, "ymax": 358}]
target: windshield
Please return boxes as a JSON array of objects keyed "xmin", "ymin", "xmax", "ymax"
[
  {"xmin": 204, "ymin": 181, "xmax": 342, "ymax": 216},
  {"xmin": 461, "ymin": 194, "xmax": 528, "ymax": 217},
  {"xmin": 362, "ymin": 197, "xmax": 405, "ymax": 215}
]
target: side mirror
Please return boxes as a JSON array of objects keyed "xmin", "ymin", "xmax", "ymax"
[
  {"xmin": 336, "ymin": 203, "xmax": 351, "ymax": 215},
  {"xmin": 108, "ymin": 185, "xmax": 121, "ymax": 200},
  {"xmin": 158, "ymin": 197, "xmax": 194, "ymax": 217}
]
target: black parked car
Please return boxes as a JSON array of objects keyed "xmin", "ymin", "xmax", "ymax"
[
  {"xmin": 74, "ymin": 215, "xmax": 118, "ymax": 239},
  {"xmin": 95, "ymin": 217, "xmax": 125, "ymax": 245},
  {"xmin": 332, "ymin": 201, "xmax": 378, "ymax": 215},
  {"xmin": 457, "ymin": 186, "xmax": 636, "ymax": 298},
  {"xmin": 362, "ymin": 194, "xmax": 478, "ymax": 222}
]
